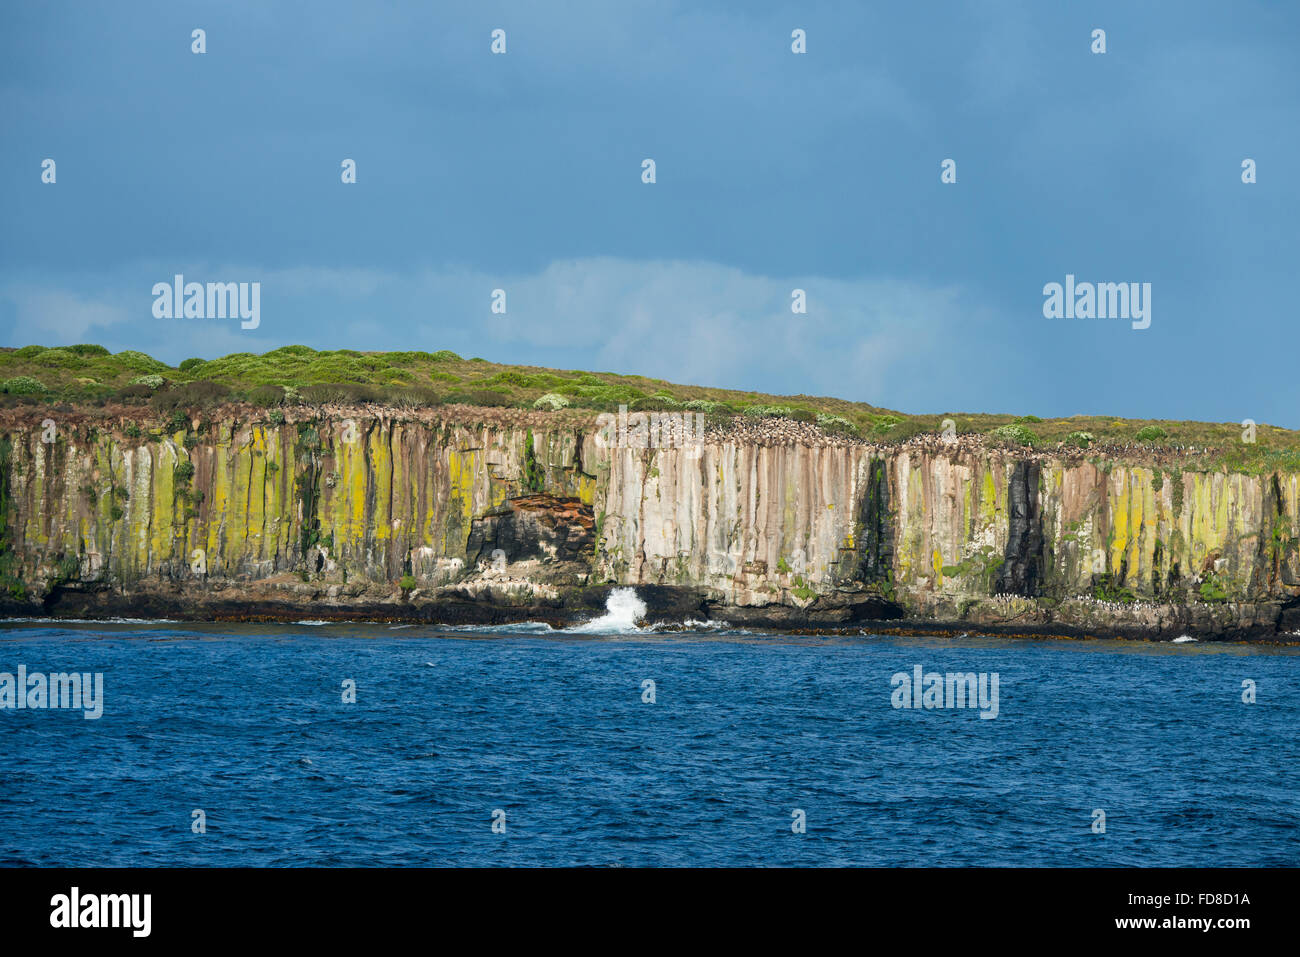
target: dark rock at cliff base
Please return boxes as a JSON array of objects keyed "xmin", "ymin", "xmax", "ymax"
[
  {"xmin": 1279, "ymin": 597, "xmax": 1300, "ymax": 634},
  {"xmin": 704, "ymin": 594, "xmax": 906, "ymax": 629}
]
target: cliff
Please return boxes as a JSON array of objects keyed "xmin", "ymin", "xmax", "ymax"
[{"xmin": 2, "ymin": 406, "xmax": 1298, "ymax": 640}]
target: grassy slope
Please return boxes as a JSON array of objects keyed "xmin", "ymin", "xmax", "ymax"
[{"xmin": 1, "ymin": 343, "xmax": 1296, "ymax": 471}]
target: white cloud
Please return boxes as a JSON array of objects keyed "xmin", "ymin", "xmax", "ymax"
[
  {"xmin": 1, "ymin": 258, "xmax": 994, "ymax": 411},
  {"xmin": 7, "ymin": 288, "xmax": 131, "ymax": 343}
]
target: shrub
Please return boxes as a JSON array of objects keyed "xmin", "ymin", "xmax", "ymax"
[
  {"xmin": 1093, "ymin": 574, "xmax": 1136, "ymax": 604},
  {"xmin": 115, "ymin": 350, "xmax": 168, "ymax": 370},
  {"xmin": 30, "ymin": 347, "xmax": 78, "ymax": 367},
  {"xmin": 178, "ymin": 357, "xmax": 206, "ymax": 372},
  {"xmin": 444, "ymin": 389, "xmax": 513, "ymax": 408},
  {"xmin": 129, "ymin": 374, "xmax": 165, "ymax": 390},
  {"xmin": 533, "ymin": 392, "xmax": 570, "ymax": 411},
  {"xmin": 789, "ymin": 408, "xmax": 817, "ymax": 424},
  {"xmin": 265, "ymin": 344, "xmax": 316, "ymax": 358},
  {"xmin": 174, "ymin": 460, "xmax": 196, "ymax": 485},
  {"xmin": 1199, "ymin": 572, "xmax": 1228, "ymax": 603},
  {"xmin": 816, "ymin": 413, "xmax": 860, "ymax": 437},
  {"xmin": 124, "ymin": 422, "xmax": 142, "ymax": 438},
  {"xmin": 66, "ymin": 344, "xmax": 110, "ymax": 357},
  {"xmin": 742, "ymin": 404, "xmax": 793, "ymax": 419},
  {"xmin": 248, "ymin": 384, "xmax": 287, "ymax": 407},
  {"xmin": 871, "ymin": 419, "xmax": 928, "ymax": 443},
  {"xmin": 299, "ymin": 383, "xmax": 344, "ymax": 405},
  {"xmin": 629, "ymin": 395, "xmax": 679, "ymax": 412},
  {"xmin": 149, "ymin": 381, "xmax": 231, "ymax": 415},
  {"xmin": 385, "ymin": 351, "xmax": 431, "ymax": 366},
  {"xmin": 523, "ymin": 431, "xmax": 545, "ymax": 491},
  {"xmin": 429, "ymin": 350, "xmax": 461, "ymax": 362},
  {"xmin": 2, "ymin": 376, "xmax": 46, "ymax": 395},
  {"xmin": 1135, "ymin": 425, "xmax": 1169, "ymax": 443},
  {"xmin": 989, "ymin": 423, "xmax": 1038, "ymax": 446},
  {"xmin": 683, "ymin": 399, "xmax": 725, "ymax": 413},
  {"xmin": 487, "ymin": 370, "xmax": 569, "ymax": 391},
  {"xmin": 1015, "ymin": 415, "xmax": 1043, "ymax": 424},
  {"xmin": 399, "ymin": 574, "xmax": 417, "ymax": 594},
  {"xmin": 1064, "ymin": 431, "xmax": 1095, "ymax": 448},
  {"xmin": 268, "ymin": 410, "xmax": 285, "ymax": 425},
  {"xmin": 299, "ymin": 382, "xmax": 384, "ymax": 405},
  {"xmin": 559, "ymin": 383, "xmax": 645, "ymax": 411},
  {"xmin": 387, "ymin": 386, "xmax": 441, "ymax": 408}
]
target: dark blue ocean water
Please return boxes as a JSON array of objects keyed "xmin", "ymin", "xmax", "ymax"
[{"xmin": 1, "ymin": 618, "xmax": 1296, "ymax": 867}]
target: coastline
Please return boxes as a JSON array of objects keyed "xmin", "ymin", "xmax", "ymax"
[
  {"xmin": 3, "ymin": 405, "xmax": 1297, "ymax": 643},
  {"xmin": 9, "ymin": 580, "xmax": 1300, "ymax": 643}
]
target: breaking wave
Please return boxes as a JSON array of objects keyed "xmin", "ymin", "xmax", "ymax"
[
  {"xmin": 438, "ymin": 588, "xmax": 733, "ymax": 636},
  {"xmin": 569, "ymin": 587, "xmax": 649, "ymax": 634}
]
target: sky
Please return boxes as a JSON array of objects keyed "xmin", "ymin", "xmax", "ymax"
[{"xmin": 1, "ymin": 1, "xmax": 1296, "ymax": 425}]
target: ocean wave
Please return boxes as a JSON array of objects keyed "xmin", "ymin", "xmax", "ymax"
[
  {"xmin": 646, "ymin": 618, "xmax": 732, "ymax": 633},
  {"xmin": 567, "ymin": 588, "xmax": 648, "ymax": 634},
  {"xmin": 440, "ymin": 621, "xmax": 557, "ymax": 635}
]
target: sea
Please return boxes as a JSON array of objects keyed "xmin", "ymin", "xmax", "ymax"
[{"xmin": 1, "ymin": 588, "xmax": 1296, "ymax": 867}]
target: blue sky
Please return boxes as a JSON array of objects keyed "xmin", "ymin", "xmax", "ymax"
[{"xmin": 1, "ymin": 1, "xmax": 1296, "ymax": 424}]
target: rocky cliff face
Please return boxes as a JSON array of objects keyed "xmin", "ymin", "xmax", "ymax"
[{"xmin": 2, "ymin": 408, "xmax": 1297, "ymax": 639}]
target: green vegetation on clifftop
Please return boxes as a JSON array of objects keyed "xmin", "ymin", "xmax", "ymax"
[{"xmin": 2, "ymin": 344, "xmax": 1296, "ymax": 472}]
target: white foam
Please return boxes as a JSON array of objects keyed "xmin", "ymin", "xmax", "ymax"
[
  {"xmin": 440, "ymin": 620, "xmax": 557, "ymax": 634},
  {"xmin": 1172, "ymin": 635, "xmax": 1197, "ymax": 643},
  {"xmin": 569, "ymin": 587, "xmax": 648, "ymax": 634},
  {"xmin": 648, "ymin": 617, "xmax": 731, "ymax": 633}
]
